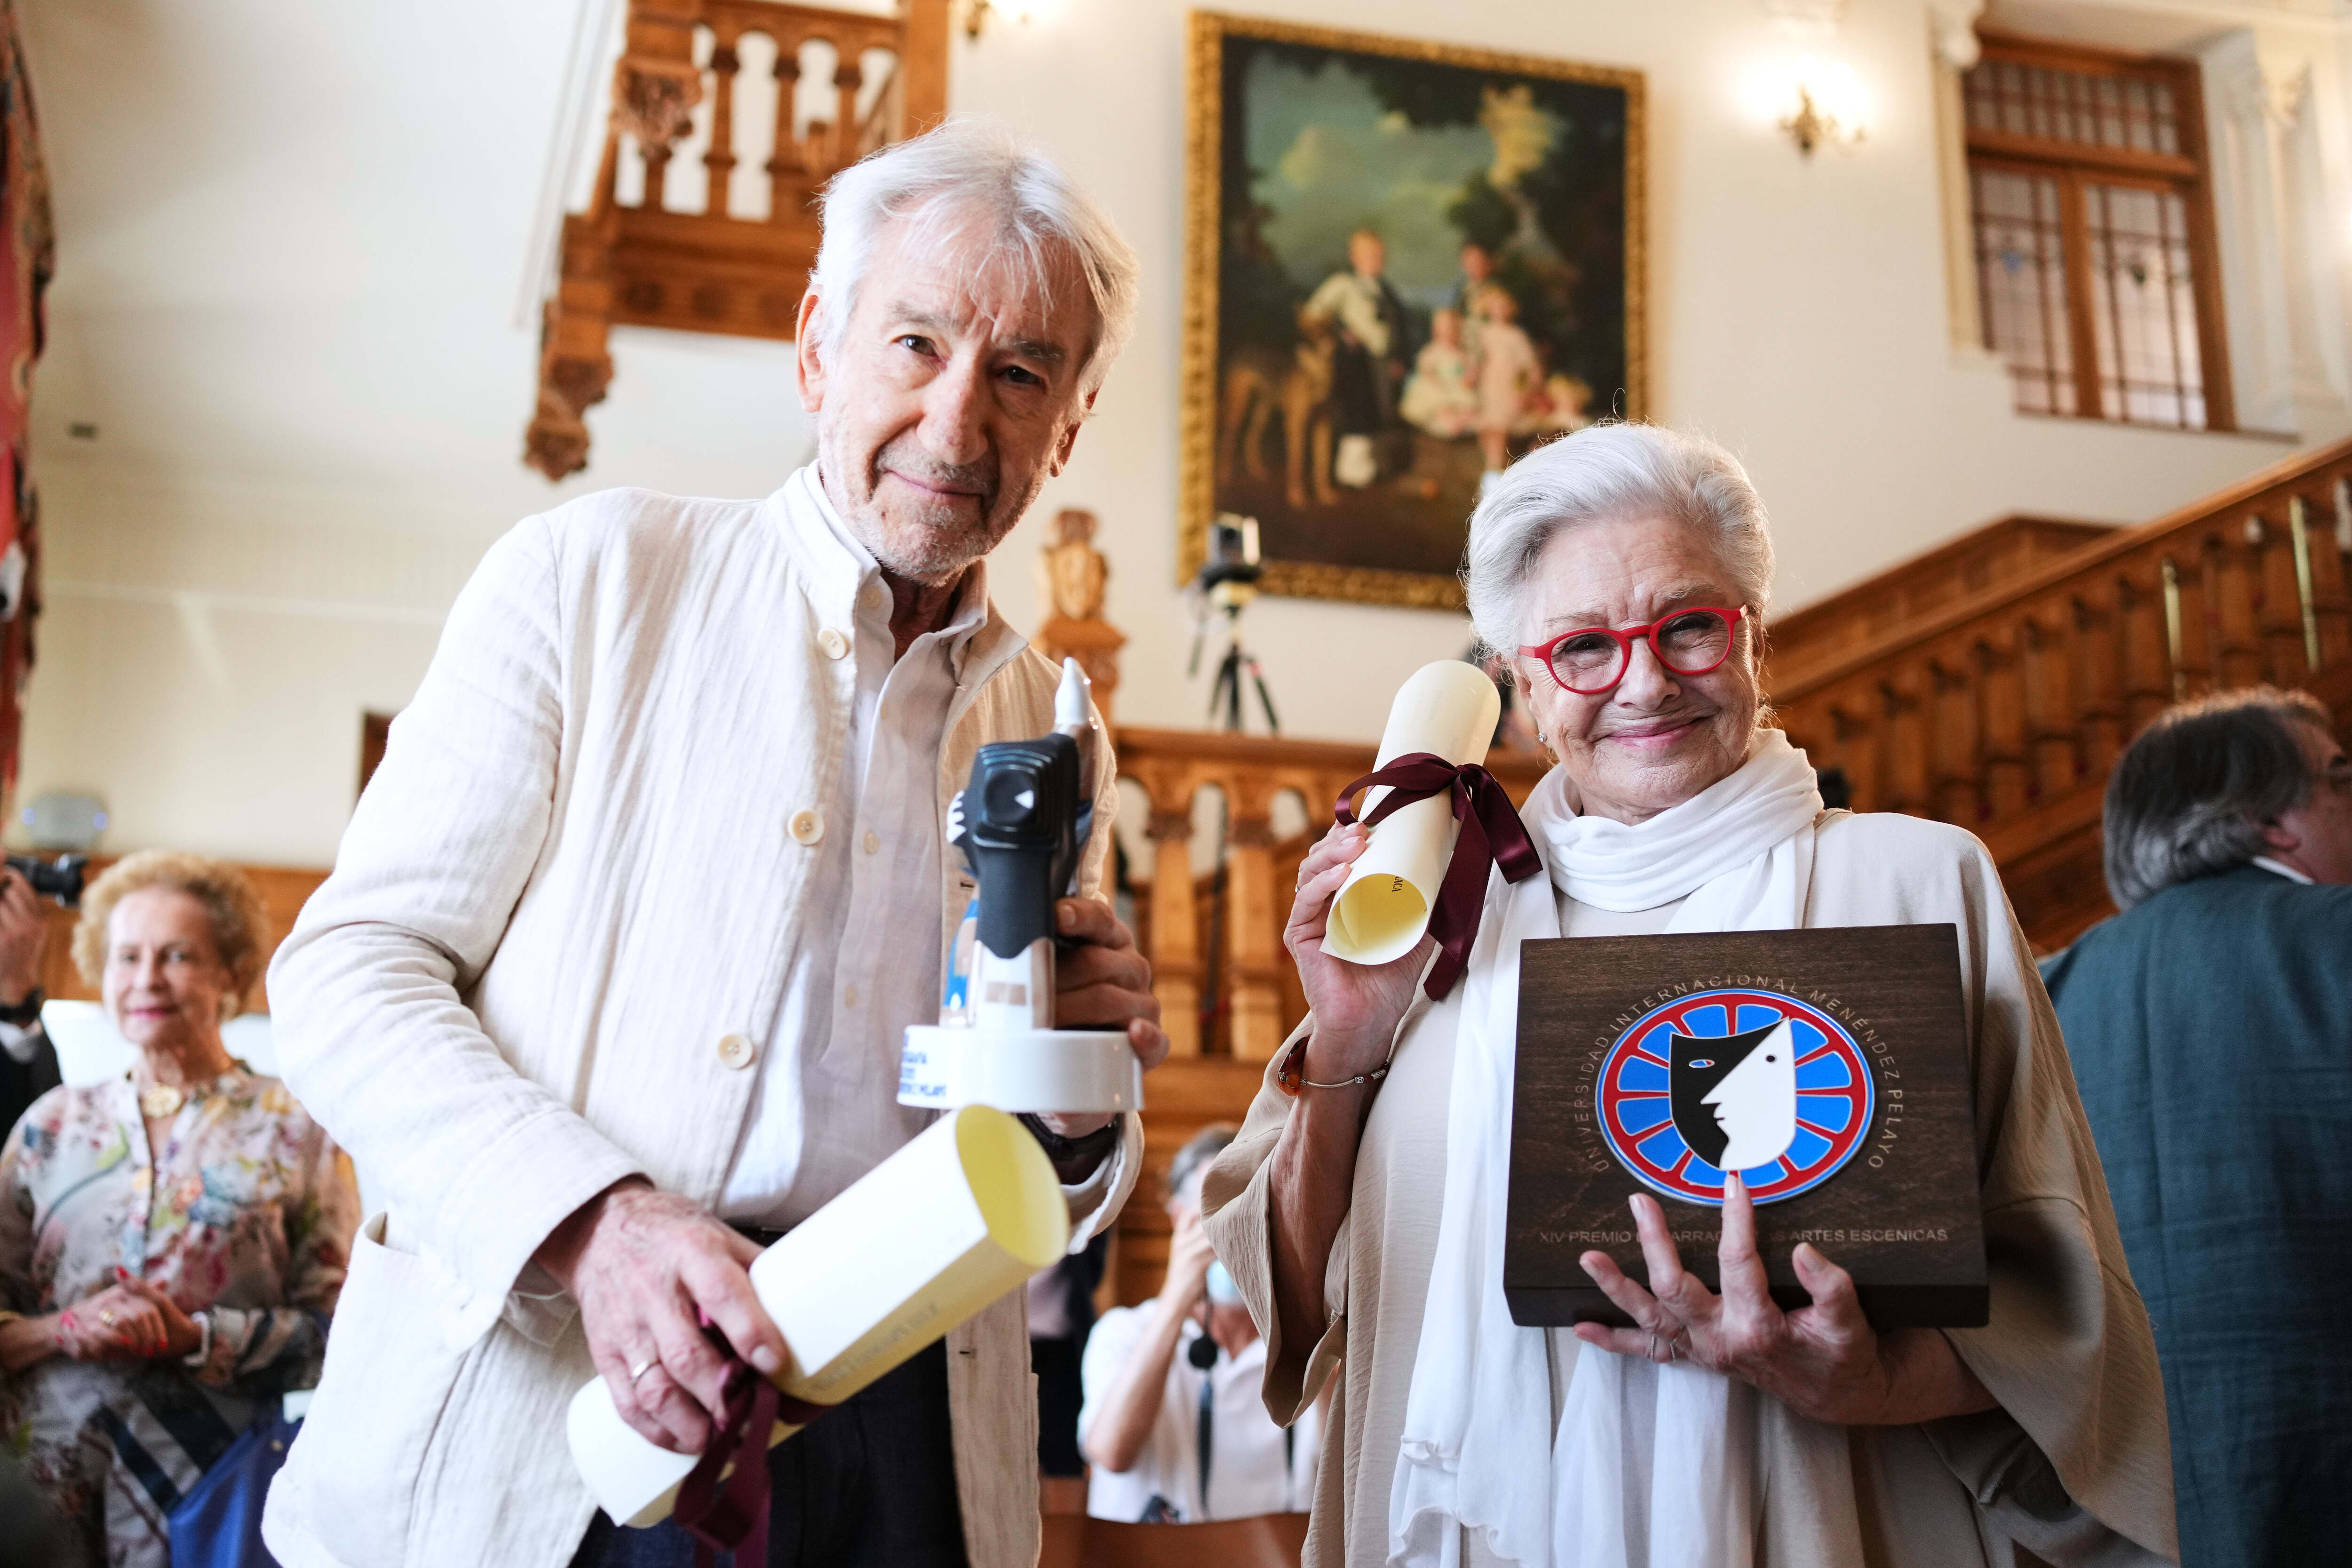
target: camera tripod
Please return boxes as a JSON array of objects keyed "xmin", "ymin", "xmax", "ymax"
[{"xmin": 1189, "ymin": 598, "xmax": 1280, "ymax": 735}]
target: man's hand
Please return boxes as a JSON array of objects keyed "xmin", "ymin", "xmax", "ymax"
[
  {"xmin": 1046, "ymin": 897, "xmax": 1167, "ymax": 1139},
  {"xmin": 535, "ymin": 1179, "xmax": 793, "ymax": 1454},
  {"xmin": 0, "ymin": 869, "xmax": 47, "ymax": 1008}
]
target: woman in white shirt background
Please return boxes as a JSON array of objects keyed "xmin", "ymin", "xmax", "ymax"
[{"xmin": 1079, "ymin": 1126, "xmax": 1321, "ymax": 1525}]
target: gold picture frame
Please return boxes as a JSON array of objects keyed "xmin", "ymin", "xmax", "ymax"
[{"xmin": 1180, "ymin": 11, "xmax": 1647, "ymax": 609}]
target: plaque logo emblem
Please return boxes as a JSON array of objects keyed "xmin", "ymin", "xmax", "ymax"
[{"xmin": 1596, "ymin": 987, "xmax": 1874, "ymax": 1206}]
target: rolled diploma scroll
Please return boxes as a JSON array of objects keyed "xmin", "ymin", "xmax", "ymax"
[
  {"xmin": 566, "ymin": 1104, "xmax": 1070, "ymax": 1527},
  {"xmin": 1320, "ymin": 660, "xmax": 1503, "ymax": 966}
]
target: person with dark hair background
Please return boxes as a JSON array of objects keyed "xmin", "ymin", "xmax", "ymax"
[{"xmin": 2043, "ymin": 686, "xmax": 2352, "ymax": 1568}]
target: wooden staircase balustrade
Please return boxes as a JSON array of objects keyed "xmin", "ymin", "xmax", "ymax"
[
  {"xmin": 1767, "ymin": 514, "xmax": 2119, "ymax": 692},
  {"xmin": 1772, "ymin": 435, "xmax": 2352, "ymax": 952},
  {"xmin": 525, "ymin": 0, "xmax": 952, "ymax": 479}
]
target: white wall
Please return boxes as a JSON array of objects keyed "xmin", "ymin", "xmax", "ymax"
[{"xmin": 17, "ymin": 0, "xmax": 2351, "ymax": 867}]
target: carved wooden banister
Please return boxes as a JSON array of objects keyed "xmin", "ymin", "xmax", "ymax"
[
  {"xmin": 526, "ymin": 0, "xmax": 950, "ymax": 479},
  {"xmin": 1772, "ymin": 435, "xmax": 2352, "ymax": 948},
  {"xmin": 1112, "ymin": 725, "xmax": 1550, "ymax": 1063},
  {"xmin": 1103, "ymin": 722, "xmax": 1549, "ymax": 1304}
]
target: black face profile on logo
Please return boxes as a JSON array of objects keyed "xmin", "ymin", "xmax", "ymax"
[{"xmin": 1668, "ymin": 1016, "xmax": 1798, "ymax": 1174}]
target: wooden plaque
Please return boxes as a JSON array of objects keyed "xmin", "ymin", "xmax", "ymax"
[{"xmin": 1505, "ymin": 924, "xmax": 1987, "ymax": 1329}]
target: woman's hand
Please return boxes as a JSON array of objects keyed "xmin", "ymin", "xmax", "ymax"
[
  {"xmin": 1575, "ymin": 1175, "xmax": 1994, "ymax": 1427},
  {"xmin": 57, "ymin": 1269, "xmax": 202, "ymax": 1362},
  {"xmin": 1284, "ymin": 822, "xmax": 1430, "ymax": 1079}
]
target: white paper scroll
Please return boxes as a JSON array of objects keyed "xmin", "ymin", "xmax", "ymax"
[
  {"xmin": 1320, "ymin": 660, "xmax": 1502, "ymax": 967},
  {"xmin": 566, "ymin": 1104, "xmax": 1071, "ymax": 1527}
]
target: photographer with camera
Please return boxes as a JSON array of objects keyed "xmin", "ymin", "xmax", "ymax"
[
  {"xmin": 1080, "ymin": 1125, "xmax": 1321, "ymax": 1524},
  {"xmin": 0, "ymin": 865, "xmax": 60, "ymax": 1139}
]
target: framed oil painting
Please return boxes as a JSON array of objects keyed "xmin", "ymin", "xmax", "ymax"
[{"xmin": 1181, "ymin": 12, "xmax": 1646, "ymax": 609}]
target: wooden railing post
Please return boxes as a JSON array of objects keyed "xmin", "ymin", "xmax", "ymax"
[
  {"xmin": 2213, "ymin": 520, "xmax": 2265, "ymax": 690},
  {"xmin": 1144, "ymin": 798, "xmax": 1203, "ymax": 1059},
  {"xmin": 2021, "ymin": 608, "xmax": 2078, "ymax": 800},
  {"xmin": 1978, "ymin": 631, "xmax": 2030, "ymax": 820},
  {"xmin": 768, "ymin": 48, "xmax": 804, "ymax": 193},
  {"xmin": 1224, "ymin": 790, "xmax": 1285, "ymax": 1065},
  {"xmin": 832, "ymin": 61, "xmax": 862, "ymax": 174}
]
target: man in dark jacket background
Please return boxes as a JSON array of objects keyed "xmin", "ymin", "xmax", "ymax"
[
  {"xmin": 2043, "ymin": 687, "xmax": 2352, "ymax": 1568},
  {"xmin": 0, "ymin": 866, "xmax": 59, "ymax": 1139}
]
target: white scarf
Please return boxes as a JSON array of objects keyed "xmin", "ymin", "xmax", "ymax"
[{"xmin": 1389, "ymin": 731, "xmax": 1827, "ymax": 1568}]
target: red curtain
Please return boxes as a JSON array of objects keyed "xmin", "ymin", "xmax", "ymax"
[{"xmin": 0, "ymin": 0, "xmax": 50, "ymax": 804}]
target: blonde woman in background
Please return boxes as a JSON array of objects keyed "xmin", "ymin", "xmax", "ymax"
[{"xmin": 0, "ymin": 852, "xmax": 359, "ymax": 1566}]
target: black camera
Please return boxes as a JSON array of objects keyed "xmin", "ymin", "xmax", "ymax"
[
  {"xmin": 1196, "ymin": 515, "xmax": 1264, "ymax": 595},
  {"xmin": 5, "ymin": 853, "xmax": 87, "ymax": 908}
]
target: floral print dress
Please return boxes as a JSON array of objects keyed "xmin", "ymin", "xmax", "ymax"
[{"xmin": 0, "ymin": 1067, "xmax": 360, "ymax": 1567}]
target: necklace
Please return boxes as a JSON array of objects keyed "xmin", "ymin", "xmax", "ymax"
[{"xmin": 139, "ymin": 1081, "xmax": 186, "ymax": 1119}]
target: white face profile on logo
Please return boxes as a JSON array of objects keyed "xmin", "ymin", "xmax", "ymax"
[{"xmin": 1701, "ymin": 1017, "xmax": 1799, "ymax": 1172}]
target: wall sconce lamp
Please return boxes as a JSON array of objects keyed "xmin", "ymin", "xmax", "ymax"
[
  {"xmin": 961, "ymin": 0, "xmax": 1038, "ymax": 40},
  {"xmin": 1779, "ymin": 57, "xmax": 1866, "ymax": 154}
]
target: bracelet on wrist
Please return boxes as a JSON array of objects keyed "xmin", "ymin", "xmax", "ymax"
[
  {"xmin": 181, "ymin": 1310, "xmax": 213, "ymax": 1368},
  {"xmin": 1274, "ymin": 1035, "xmax": 1390, "ymax": 1097}
]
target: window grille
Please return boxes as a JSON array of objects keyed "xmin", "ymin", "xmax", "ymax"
[{"xmin": 1963, "ymin": 36, "xmax": 2231, "ymax": 431}]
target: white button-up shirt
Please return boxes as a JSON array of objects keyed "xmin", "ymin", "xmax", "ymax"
[{"xmin": 718, "ymin": 467, "xmax": 989, "ymax": 1229}]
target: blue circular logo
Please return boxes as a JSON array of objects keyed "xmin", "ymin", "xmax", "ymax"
[{"xmin": 1595, "ymin": 986, "xmax": 1873, "ymax": 1207}]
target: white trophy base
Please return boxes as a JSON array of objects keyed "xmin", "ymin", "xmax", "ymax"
[{"xmin": 897, "ymin": 1026, "xmax": 1144, "ymax": 1114}]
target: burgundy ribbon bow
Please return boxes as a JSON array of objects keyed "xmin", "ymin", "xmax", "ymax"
[
  {"xmin": 1333, "ymin": 752, "xmax": 1542, "ymax": 1001},
  {"xmin": 671, "ymin": 1314, "xmax": 834, "ymax": 1568}
]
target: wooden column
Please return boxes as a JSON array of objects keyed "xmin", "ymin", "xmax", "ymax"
[{"xmin": 1145, "ymin": 799, "xmax": 1203, "ymax": 1059}]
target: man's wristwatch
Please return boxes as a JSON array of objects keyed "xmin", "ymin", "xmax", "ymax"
[
  {"xmin": 1017, "ymin": 1113, "xmax": 1121, "ymax": 1172},
  {"xmin": 0, "ymin": 987, "xmax": 43, "ymax": 1028}
]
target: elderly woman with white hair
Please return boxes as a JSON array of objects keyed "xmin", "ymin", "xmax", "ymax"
[{"xmin": 1202, "ymin": 424, "xmax": 2176, "ymax": 1568}]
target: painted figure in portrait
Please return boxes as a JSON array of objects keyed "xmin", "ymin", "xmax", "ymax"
[{"xmin": 1184, "ymin": 15, "xmax": 1644, "ymax": 607}]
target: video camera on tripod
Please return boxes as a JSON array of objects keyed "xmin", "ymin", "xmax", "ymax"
[{"xmin": 1187, "ymin": 514, "xmax": 1279, "ymax": 734}]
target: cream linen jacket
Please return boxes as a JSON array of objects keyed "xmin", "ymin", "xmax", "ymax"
[{"xmin": 259, "ymin": 480, "xmax": 1138, "ymax": 1568}]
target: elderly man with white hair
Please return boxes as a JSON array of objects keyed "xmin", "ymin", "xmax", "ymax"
[
  {"xmin": 258, "ymin": 119, "xmax": 1164, "ymax": 1568},
  {"xmin": 1203, "ymin": 423, "xmax": 2178, "ymax": 1568}
]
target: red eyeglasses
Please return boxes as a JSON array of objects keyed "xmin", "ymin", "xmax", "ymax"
[{"xmin": 1518, "ymin": 606, "xmax": 1748, "ymax": 695}]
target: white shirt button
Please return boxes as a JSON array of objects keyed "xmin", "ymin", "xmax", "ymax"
[
  {"xmin": 861, "ymin": 585, "xmax": 884, "ymax": 610},
  {"xmin": 789, "ymin": 808, "xmax": 824, "ymax": 844},
  {"xmin": 818, "ymin": 628, "xmax": 851, "ymax": 660},
  {"xmin": 843, "ymin": 984, "xmax": 859, "ymax": 1007},
  {"xmin": 716, "ymin": 1033, "xmax": 756, "ymax": 1070},
  {"xmin": 863, "ymin": 830, "xmax": 881, "ymax": 855}
]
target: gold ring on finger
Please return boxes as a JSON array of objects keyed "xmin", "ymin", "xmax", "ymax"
[{"xmin": 100, "ymin": 1311, "xmax": 117, "ymax": 1326}]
